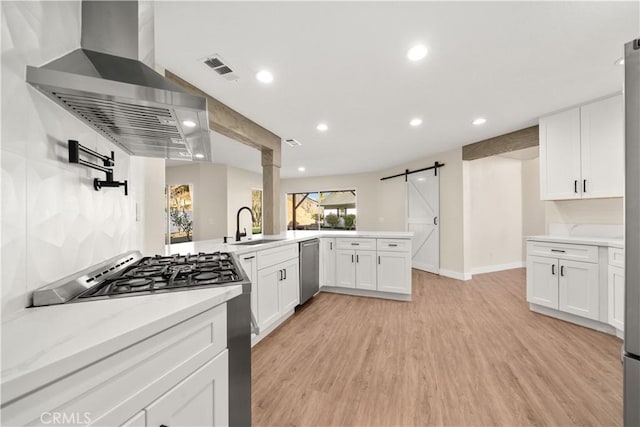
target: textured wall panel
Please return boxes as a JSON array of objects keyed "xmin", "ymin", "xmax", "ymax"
[{"xmin": 1, "ymin": 1, "xmax": 145, "ymax": 319}]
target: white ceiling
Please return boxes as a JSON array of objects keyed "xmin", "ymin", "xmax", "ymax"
[{"xmin": 155, "ymin": 1, "xmax": 638, "ymax": 178}]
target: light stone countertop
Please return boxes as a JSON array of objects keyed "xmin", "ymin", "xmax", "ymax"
[
  {"xmin": 1, "ymin": 285, "xmax": 242, "ymax": 405},
  {"xmin": 526, "ymin": 235, "xmax": 624, "ymax": 249},
  {"xmin": 167, "ymin": 230, "xmax": 414, "ymax": 255}
]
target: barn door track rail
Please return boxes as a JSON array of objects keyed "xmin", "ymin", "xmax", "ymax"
[
  {"xmin": 380, "ymin": 161, "xmax": 445, "ymax": 182},
  {"xmin": 68, "ymin": 139, "xmax": 128, "ymax": 195}
]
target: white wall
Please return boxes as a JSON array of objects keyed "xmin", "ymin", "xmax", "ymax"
[
  {"xmin": 226, "ymin": 166, "xmax": 262, "ymax": 238},
  {"xmin": 521, "ymin": 158, "xmax": 546, "ymax": 252},
  {"xmin": 135, "ymin": 157, "xmax": 167, "ymax": 255},
  {"xmin": 1, "ymin": 1, "xmax": 162, "ymax": 318},
  {"xmin": 166, "ymin": 163, "xmax": 228, "ymax": 241},
  {"xmin": 546, "ymin": 198, "xmax": 623, "ymax": 226},
  {"xmin": 166, "ymin": 163, "xmax": 263, "ymax": 241},
  {"xmin": 468, "ymin": 156, "xmax": 523, "ymax": 272}
]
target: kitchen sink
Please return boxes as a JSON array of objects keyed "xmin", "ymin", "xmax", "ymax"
[{"xmin": 231, "ymin": 239, "xmax": 285, "ymax": 246}]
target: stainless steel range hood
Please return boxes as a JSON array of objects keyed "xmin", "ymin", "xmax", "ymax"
[{"xmin": 26, "ymin": 1, "xmax": 212, "ymax": 161}]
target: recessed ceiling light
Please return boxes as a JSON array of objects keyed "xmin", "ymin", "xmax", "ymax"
[
  {"xmin": 298, "ymin": 166, "xmax": 306, "ymax": 172},
  {"xmin": 472, "ymin": 117, "xmax": 487, "ymax": 126},
  {"xmin": 182, "ymin": 120, "xmax": 196, "ymax": 128},
  {"xmin": 407, "ymin": 44, "xmax": 428, "ymax": 61},
  {"xmin": 410, "ymin": 118, "xmax": 423, "ymax": 127},
  {"xmin": 194, "ymin": 153, "xmax": 204, "ymax": 159},
  {"xmin": 256, "ymin": 70, "xmax": 274, "ymax": 83},
  {"xmin": 316, "ymin": 123, "xmax": 328, "ymax": 132},
  {"xmin": 615, "ymin": 57, "xmax": 625, "ymax": 65}
]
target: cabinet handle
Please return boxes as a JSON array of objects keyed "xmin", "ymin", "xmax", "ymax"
[
  {"xmin": 330, "ymin": 242, "xmax": 332, "ymax": 250},
  {"xmin": 583, "ymin": 179, "xmax": 587, "ymax": 193},
  {"xmin": 160, "ymin": 425, "xmax": 169, "ymax": 427},
  {"xmin": 351, "ymin": 242, "xmax": 360, "ymax": 246},
  {"xmin": 283, "ymin": 268, "xmax": 287, "ymax": 280},
  {"xmin": 243, "ymin": 256, "xmax": 255, "ymax": 260},
  {"xmin": 574, "ymin": 180, "xmax": 578, "ymax": 194},
  {"xmin": 378, "ymin": 256, "xmax": 381, "ymax": 264},
  {"xmin": 434, "ymin": 216, "xmax": 438, "ymax": 226},
  {"xmin": 351, "ymin": 254, "xmax": 354, "ymax": 263},
  {"xmin": 560, "ymin": 265, "xmax": 565, "ymax": 277},
  {"xmin": 278, "ymin": 270, "xmax": 283, "ymax": 281},
  {"xmin": 356, "ymin": 254, "xmax": 359, "ymax": 263},
  {"xmin": 552, "ymin": 264, "xmax": 555, "ymax": 275},
  {"xmin": 551, "ymin": 249, "xmax": 565, "ymax": 253},
  {"xmin": 389, "ymin": 244, "xmax": 398, "ymax": 247}
]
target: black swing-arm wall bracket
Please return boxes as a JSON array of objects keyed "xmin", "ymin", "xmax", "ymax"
[{"xmin": 68, "ymin": 140, "xmax": 128, "ymax": 196}]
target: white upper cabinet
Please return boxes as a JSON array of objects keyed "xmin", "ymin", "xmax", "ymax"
[
  {"xmin": 540, "ymin": 107, "xmax": 582, "ymax": 200},
  {"xmin": 539, "ymin": 94, "xmax": 624, "ymax": 200},
  {"xmin": 580, "ymin": 94, "xmax": 624, "ymax": 198}
]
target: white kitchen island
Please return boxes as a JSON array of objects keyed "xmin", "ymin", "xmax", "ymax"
[
  {"xmin": 169, "ymin": 230, "xmax": 414, "ymax": 345},
  {"xmin": 1, "ymin": 286, "xmax": 241, "ymax": 426}
]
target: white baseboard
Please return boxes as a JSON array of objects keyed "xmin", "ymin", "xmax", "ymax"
[
  {"xmin": 438, "ymin": 269, "xmax": 472, "ymax": 281},
  {"xmin": 321, "ymin": 287, "xmax": 411, "ymax": 301},
  {"xmin": 471, "ymin": 261, "xmax": 525, "ymax": 275},
  {"xmin": 529, "ymin": 304, "xmax": 618, "ymax": 336}
]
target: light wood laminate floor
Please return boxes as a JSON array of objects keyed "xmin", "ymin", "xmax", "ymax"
[{"xmin": 251, "ymin": 268, "xmax": 623, "ymax": 426}]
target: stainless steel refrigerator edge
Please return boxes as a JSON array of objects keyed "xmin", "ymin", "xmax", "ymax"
[{"xmin": 624, "ymin": 38, "xmax": 640, "ymax": 427}]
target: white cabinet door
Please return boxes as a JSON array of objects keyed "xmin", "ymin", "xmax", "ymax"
[
  {"xmin": 559, "ymin": 260, "xmax": 599, "ymax": 320},
  {"xmin": 238, "ymin": 252, "xmax": 258, "ymax": 321},
  {"xmin": 279, "ymin": 259, "xmax": 300, "ymax": 313},
  {"xmin": 320, "ymin": 238, "xmax": 336, "ymax": 287},
  {"xmin": 608, "ymin": 265, "xmax": 625, "ymax": 331},
  {"xmin": 377, "ymin": 251, "xmax": 411, "ymax": 294},
  {"xmin": 355, "ymin": 251, "xmax": 377, "ymax": 290},
  {"xmin": 120, "ymin": 411, "xmax": 145, "ymax": 427},
  {"xmin": 146, "ymin": 350, "xmax": 229, "ymax": 427},
  {"xmin": 580, "ymin": 94, "xmax": 624, "ymax": 198},
  {"xmin": 526, "ymin": 255, "xmax": 559, "ymax": 309},
  {"xmin": 539, "ymin": 108, "xmax": 582, "ymax": 200},
  {"xmin": 335, "ymin": 249, "xmax": 356, "ymax": 288},
  {"xmin": 256, "ymin": 264, "xmax": 281, "ymax": 330}
]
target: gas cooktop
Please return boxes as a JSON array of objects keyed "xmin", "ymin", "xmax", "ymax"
[{"xmin": 31, "ymin": 250, "xmax": 249, "ymax": 307}]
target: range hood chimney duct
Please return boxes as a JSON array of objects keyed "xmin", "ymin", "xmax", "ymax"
[
  {"xmin": 26, "ymin": 0, "xmax": 212, "ymax": 162},
  {"xmin": 81, "ymin": 0, "xmax": 155, "ymax": 67}
]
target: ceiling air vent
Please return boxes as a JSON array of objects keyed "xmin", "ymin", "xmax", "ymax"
[
  {"xmin": 203, "ymin": 54, "xmax": 239, "ymax": 81},
  {"xmin": 283, "ymin": 138, "xmax": 302, "ymax": 147}
]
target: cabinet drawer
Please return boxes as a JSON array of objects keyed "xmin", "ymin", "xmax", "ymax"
[
  {"xmin": 4, "ymin": 304, "xmax": 228, "ymax": 427},
  {"xmin": 377, "ymin": 239, "xmax": 410, "ymax": 252},
  {"xmin": 527, "ymin": 241, "xmax": 598, "ymax": 263},
  {"xmin": 609, "ymin": 247, "xmax": 625, "ymax": 268},
  {"xmin": 257, "ymin": 243, "xmax": 298, "ymax": 270},
  {"xmin": 336, "ymin": 238, "xmax": 376, "ymax": 251}
]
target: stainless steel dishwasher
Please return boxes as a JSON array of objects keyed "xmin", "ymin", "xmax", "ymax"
[{"xmin": 299, "ymin": 239, "xmax": 320, "ymax": 305}]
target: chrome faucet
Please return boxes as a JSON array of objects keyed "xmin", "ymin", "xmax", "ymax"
[{"xmin": 236, "ymin": 206, "xmax": 255, "ymax": 242}]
